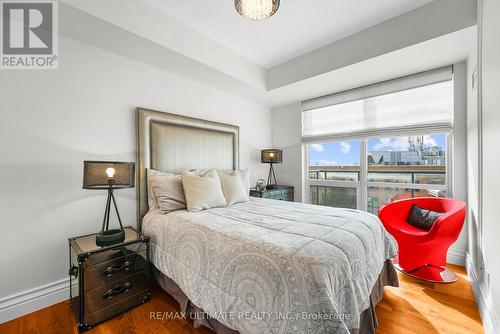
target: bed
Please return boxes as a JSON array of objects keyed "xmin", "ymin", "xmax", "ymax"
[{"xmin": 136, "ymin": 108, "xmax": 398, "ymax": 334}]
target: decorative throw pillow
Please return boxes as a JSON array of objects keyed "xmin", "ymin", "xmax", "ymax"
[
  {"xmin": 150, "ymin": 174, "xmax": 187, "ymax": 214},
  {"xmin": 219, "ymin": 171, "xmax": 250, "ymax": 206},
  {"xmin": 147, "ymin": 168, "xmax": 172, "ymax": 209},
  {"xmin": 181, "ymin": 169, "xmax": 227, "ymax": 212},
  {"xmin": 197, "ymin": 169, "xmax": 250, "ymax": 194},
  {"xmin": 407, "ymin": 204, "xmax": 443, "ymax": 231}
]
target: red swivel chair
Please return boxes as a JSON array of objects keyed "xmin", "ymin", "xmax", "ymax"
[{"xmin": 378, "ymin": 197, "xmax": 466, "ymax": 283}]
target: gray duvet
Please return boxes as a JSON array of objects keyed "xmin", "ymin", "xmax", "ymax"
[{"xmin": 142, "ymin": 198, "xmax": 397, "ymax": 334}]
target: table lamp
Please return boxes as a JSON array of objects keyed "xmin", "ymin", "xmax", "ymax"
[
  {"xmin": 83, "ymin": 161, "xmax": 135, "ymax": 246},
  {"xmin": 261, "ymin": 149, "xmax": 282, "ymax": 189}
]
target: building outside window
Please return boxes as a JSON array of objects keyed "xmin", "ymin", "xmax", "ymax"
[{"xmin": 366, "ymin": 134, "xmax": 447, "ymax": 214}]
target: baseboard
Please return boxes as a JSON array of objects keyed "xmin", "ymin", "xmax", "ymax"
[
  {"xmin": 0, "ymin": 277, "xmax": 70, "ymax": 324},
  {"xmin": 447, "ymin": 248, "xmax": 466, "ymax": 266},
  {"xmin": 466, "ymin": 254, "xmax": 500, "ymax": 334}
]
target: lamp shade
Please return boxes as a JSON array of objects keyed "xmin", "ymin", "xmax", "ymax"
[
  {"xmin": 261, "ymin": 149, "xmax": 282, "ymax": 164},
  {"xmin": 83, "ymin": 161, "xmax": 135, "ymax": 189}
]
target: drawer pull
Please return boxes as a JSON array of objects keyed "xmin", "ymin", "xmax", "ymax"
[
  {"xmin": 102, "ymin": 282, "xmax": 133, "ymax": 299},
  {"xmin": 102, "ymin": 261, "xmax": 132, "ymax": 277},
  {"xmin": 68, "ymin": 265, "xmax": 78, "ymax": 277}
]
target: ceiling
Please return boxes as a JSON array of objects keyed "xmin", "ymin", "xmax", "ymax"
[{"xmin": 145, "ymin": 0, "xmax": 434, "ymax": 68}]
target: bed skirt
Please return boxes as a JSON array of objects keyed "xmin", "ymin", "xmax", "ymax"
[{"xmin": 153, "ymin": 259, "xmax": 398, "ymax": 334}]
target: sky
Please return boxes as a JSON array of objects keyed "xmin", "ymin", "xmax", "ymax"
[{"xmin": 309, "ymin": 134, "xmax": 446, "ymax": 166}]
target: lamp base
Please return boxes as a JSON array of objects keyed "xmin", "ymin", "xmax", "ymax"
[
  {"xmin": 96, "ymin": 229, "xmax": 125, "ymax": 247},
  {"xmin": 266, "ymin": 163, "xmax": 278, "ymax": 189}
]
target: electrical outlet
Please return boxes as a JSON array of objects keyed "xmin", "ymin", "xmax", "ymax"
[{"xmin": 477, "ymin": 249, "xmax": 485, "ymax": 280}]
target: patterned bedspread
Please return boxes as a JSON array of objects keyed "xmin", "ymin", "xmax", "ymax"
[{"xmin": 142, "ymin": 198, "xmax": 397, "ymax": 334}]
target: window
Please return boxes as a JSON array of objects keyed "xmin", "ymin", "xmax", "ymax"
[
  {"xmin": 366, "ymin": 134, "xmax": 448, "ymax": 214},
  {"xmin": 306, "ymin": 134, "xmax": 449, "ymax": 213},
  {"xmin": 308, "ymin": 141, "xmax": 360, "ymax": 209},
  {"xmin": 302, "ymin": 66, "xmax": 453, "ymax": 214},
  {"xmin": 308, "ymin": 141, "xmax": 360, "ymax": 181}
]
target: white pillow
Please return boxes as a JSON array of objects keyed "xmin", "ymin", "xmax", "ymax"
[
  {"xmin": 197, "ymin": 168, "xmax": 250, "ymax": 194},
  {"xmin": 150, "ymin": 174, "xmax": 186, "ymax": 214},
  {"xmin": 147, "ymin": 168, "xmax": 171, "ymax": 209},
  {"xmin": 181, "ymin": 169, "xmax": 227, "ymax": 212},
  {"xmin": 219, "ymin": 171, "xmax": 250, "ymax": 206}
]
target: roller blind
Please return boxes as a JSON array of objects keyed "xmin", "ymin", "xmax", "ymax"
[{"xmin": 302, "ymin": 66, "xmax": 454, "ymax": 141}]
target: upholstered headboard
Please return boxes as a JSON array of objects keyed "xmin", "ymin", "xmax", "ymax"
[{"xmin": 136, "ymin": 108, "xmax": 240, "ymax": 229}]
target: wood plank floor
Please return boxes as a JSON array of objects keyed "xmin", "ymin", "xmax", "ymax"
[
  {"xmin": 376, "ymin": 264, "xmax": 484, "ymax": 334},
  {"xmin": 0, "ymin": 264, "xmax": 483, "ymax": 334}
]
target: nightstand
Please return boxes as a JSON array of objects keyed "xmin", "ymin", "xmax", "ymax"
[
  {"xmin": 68, "ymin": 226, "xmax": 150, "ymax": 332},
  {"xmin": 250, "ymin": 185, "xmax": 294, "ymax": 202}
]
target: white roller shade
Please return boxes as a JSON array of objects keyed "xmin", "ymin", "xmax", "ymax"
[{"xmin": 302, "ymin": 67, "xmax": 454, "ymax": 141}]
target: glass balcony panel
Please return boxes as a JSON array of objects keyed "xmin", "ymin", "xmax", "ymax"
[
  {"xmin": 414, "ymin": 173, "xmax": 446, "ymax": 185},
  {"xmin": 310, "ymin": 186, "xmax": 357, "ymax": 209},
  {"xmin": 367, "ymin": 172, "xmax": 412, "ymax": 183},
  {"xmin": 367, "ymin": 186, "xmax": 447, "ymax": 215}
]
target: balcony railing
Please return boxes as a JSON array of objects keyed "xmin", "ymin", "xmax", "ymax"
[
  {"xmin": 308, "ymin": 167, "xmax": 447, "ymax": 214},
  {"xmin": 308, "ymin": 167, "xmax": 446, "ymax": 185}
]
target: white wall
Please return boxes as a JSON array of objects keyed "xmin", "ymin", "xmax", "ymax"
[
  {"xmin": 466, "ymin": 27, "xmax": 483, "ymax": 283},
  {"xmin": 451, "ymin": 62, "xmax": 469, "ymax": 261},
  {"xmin": 0, "ymin": 35, "xmax": 271, "ymax": 317},
  {"xmin": 271, "ymin": 103, "xmax": 303, "ymax": 202},
  {"xmin": 271, "ymin": 62, "xmax": 470, "ymax": 264},
  {"xmin": 466, "ymin": 36, "xmax": 480, "ymax": 258},
  {"xmin": 475, "ymin": 0, "xmax": 500, "ymax": 331}
]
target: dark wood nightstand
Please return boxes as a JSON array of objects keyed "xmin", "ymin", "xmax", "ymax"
[
  {"xmin": 250, "ymin": 185, "xmax": 294, "ymax": 202},
  {"xmin": 68, "ymin": 226, "xmax": 150, "ymax": 332}
]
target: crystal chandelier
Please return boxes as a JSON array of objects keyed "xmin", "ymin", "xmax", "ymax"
[{"xmin": 234, "ymin": 0, "xmax": 280, "ymax": 20}]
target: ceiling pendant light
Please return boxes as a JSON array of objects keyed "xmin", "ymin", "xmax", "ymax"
[{"xmin": 235, "ymin": 0, "xmax": 280, "ymax": 20}]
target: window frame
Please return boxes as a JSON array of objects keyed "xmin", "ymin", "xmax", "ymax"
[{"xmin": 303, "ymin": 132, "xmax": 452, "ymax": 213}]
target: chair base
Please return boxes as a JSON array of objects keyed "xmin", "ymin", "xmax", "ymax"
[{"xmin": 394, "ymin": 263, "xmax": 457, "ymax": 283}]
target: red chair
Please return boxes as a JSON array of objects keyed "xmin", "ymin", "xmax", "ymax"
[{"xmin": 378, "ymin": 197, "xmax": 466, "ymax": 283}]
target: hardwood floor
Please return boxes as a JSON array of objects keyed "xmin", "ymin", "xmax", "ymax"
[
  {"xmin": 376, "ymin": 264, "xmax": 484, "ymax": 334},
  {"xmin": 0, "ymin": 264, "xmax": 483, "ymax": 334}
]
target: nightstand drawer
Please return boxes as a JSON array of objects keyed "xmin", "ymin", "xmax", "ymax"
[
  {"xmin": 249, "ymin": 190, "xmax": 263, "ymax": 198},
  {"xmin": 84, "ymin": 272, "xmax": 148, "ymax": 324},
  {"xmin": 84, "ymin": 250, "xmax": 147, "ymax": 291},
  {"xmin": 84, "ymin": 242, "xmax": 145, "ymax": 266},
  {"xmin": 84, "ymin": 291, "xmax": 146, "ymax": 326},
  {"xmin": 264, "ymin": 189, "xmax": 286, "ymax": 200},
  {"xmin": 250, "ymin": 186, "xmax": 294, "ymax": 202}
]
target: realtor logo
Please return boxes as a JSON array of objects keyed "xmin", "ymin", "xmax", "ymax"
[{"xmin": 1, "ymin": 0, "xmax": 58, "ymax": 69}]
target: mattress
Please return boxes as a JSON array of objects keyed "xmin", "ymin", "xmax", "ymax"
[{"xmin": 142, "ymin": 198, "xmax": 398, "ymax": 334}]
